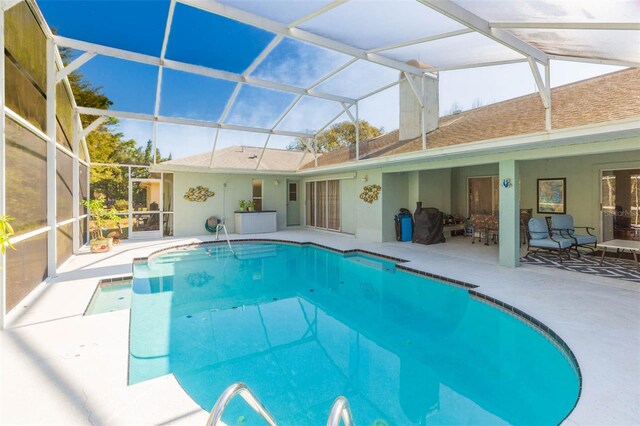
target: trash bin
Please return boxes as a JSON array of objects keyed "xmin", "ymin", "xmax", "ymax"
[{"xmin": 394, "ymin": 209, "xmax": 414, "ymax": 242}]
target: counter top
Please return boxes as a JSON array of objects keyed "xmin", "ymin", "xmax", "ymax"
[{"xmin": 234, "ymin": 210, "xmax": 277, "ymax": 214}]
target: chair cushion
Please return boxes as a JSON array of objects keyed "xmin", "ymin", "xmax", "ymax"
[
  {"xmin": 528, "ymin": 218, "xmax": 549, "ymax": 240},
  {"xmin": 574, "ymin": 234, "xmax": 597, "ymax": 245},
  {"xmin": 551, "ymin": 215, "xmax": 575, "ymax": 236},
  {"xmin": 529, "ymin": 237, "xmax": 573, "ymax": 249}
]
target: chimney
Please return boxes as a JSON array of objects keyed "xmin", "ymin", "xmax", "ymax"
[{"xmin": 399, "ymin": 62, "xmax": 439, "ymax": 141}]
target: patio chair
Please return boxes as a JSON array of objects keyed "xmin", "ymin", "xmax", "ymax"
[
  {"xmin": 524, "ymin": 218, "xmax": 574, "ymax": 262},
  {"xmin": 550, "ymin": 214, "xmax": 597, "ymax": 257}
]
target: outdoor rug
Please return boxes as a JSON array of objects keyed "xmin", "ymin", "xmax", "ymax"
[{"xmin": 521, "ymin": 252, "xmax": 640, "ymax": 283}]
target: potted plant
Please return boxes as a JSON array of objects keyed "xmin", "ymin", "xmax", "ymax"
[
  {"xmin": 0, "ymin": 215, "xmax": 15, "ymax": 261},
  {"xmin": 239, "ymin": 200, "xmax": 255, "ymax": 212},
  {"xmin": 83, "ymin": 195, "xmax": 121, "ymax": 253}
]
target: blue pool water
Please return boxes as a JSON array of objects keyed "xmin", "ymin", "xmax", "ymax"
[{"xmin": 130, "ymin": 243, "xmax": 579, "ymax": 425}]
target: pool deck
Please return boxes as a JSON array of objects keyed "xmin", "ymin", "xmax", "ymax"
[{"xmin": 1, "ymin": 228, "xmax": 638, "ymax": 425}]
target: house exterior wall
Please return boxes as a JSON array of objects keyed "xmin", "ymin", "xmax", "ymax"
[
  {"xmin": 173, "ymin": 172, "xmax": 291, "ymax": 236},
  {"xmin": 167, "ymin": 138, "xmax": 639, "ymax": 248}
]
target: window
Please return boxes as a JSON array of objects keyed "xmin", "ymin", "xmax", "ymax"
[
  {"xmin": 252, "ymin": 179, "xmax": 263, "ymax": 211},
  {"xmin": 289, "ymin": 182, "xmax": 297, "ymax": 202},
  {"xmin": 468, "ymin": 176, "xmax": 499, "ymax": 216},
  {"xmin": 305, "ymin": 180, "xmax": 341, "ymax": 231},
  {"xmin": 601, "ymin": 174, "xmax": 616, "ymax": 210}
]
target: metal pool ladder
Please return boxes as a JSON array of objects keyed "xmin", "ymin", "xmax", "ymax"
[
  {"xmin": 214, "ymin": 223, "xmax": 234, "ymax": 254},
  {"xmin": 206, "ymin": 382, "xmax": 276, "ymax": 426},
  {"xmin": 206, "ymin": 383, "xmax": 355, "ymax": 426}
]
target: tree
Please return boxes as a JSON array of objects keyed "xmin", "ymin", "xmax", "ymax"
[
  {"xmin": 445, "ymin": 101, "xmax": 463, "ymax": 115},
  {"xmin": 59, "ymin": 44, "xmax": 172, "ymax": 205},
  {"xmin": 289, "ymin": 120, "xmax": 383, "ymax": 153}
]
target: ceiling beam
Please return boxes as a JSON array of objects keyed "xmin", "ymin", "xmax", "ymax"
[
  {"xmin": 178, "ymin": 0, "xmax": 436, "ymax": 78},
  {"xmin": 433, "ymin": 58, "xmax": 528, "ymax": 72},
  {"xmin": 75, "ymin": 106, "xmax": 315, "ymax": 138},
  {"xmin": 56, "ymin": 51, "xmax": 96, "ymax": 82},
  {"xmin": 548, "ymin": 54, "xmax": 639, "ymax": 68},
  {"xmin": 367, "ymin": 28, "xmax": 473, "ymax": 53},
  {"xmin": 490, "ymin": 22, "xmax": 640, "ymax": 31},
  {"xmin": 53, "ymin": 35, "xmax": 357, "ymax": 104},
  {"xmin": 287, "ymin": 0, "xmax": 348, "ymax": 29},
  {"xmin": 416, "ymin": 0, "xmax": 547, "ymax": 64},
  {"xmin": 527, "ymin": 57, "xmax": 549, "ymax": 109}
]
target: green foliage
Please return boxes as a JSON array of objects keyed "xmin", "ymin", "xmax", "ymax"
[
  {"xmin": 113, "ymin": 199, "xmax": 129, "ymax": 212},
  {"xmin": 60, "ymin": 44, "xmax": 171, "ymax": 204},
  {"xmin": 83, "ymin": 195, "xmax": 120, "ymax": 240},
  {"xmin": 0, "ymin": 215, "xmax": 15, "ymax": 255},
  {"xmin": 238, "ymin": 200, "xmax": 255, "ymax": 211},
  {"xmin": 289, "ymin": 120, "xmax": 383, "ymax": 153}
]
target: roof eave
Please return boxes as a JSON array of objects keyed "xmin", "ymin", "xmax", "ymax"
[{"xmin": 296, "ymin": 117, "xmax": 640, "ymax": 175}]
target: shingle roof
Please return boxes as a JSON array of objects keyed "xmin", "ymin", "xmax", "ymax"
[
  {"xmin": 161, "ymin": 145, "xmax": 314, "ymax": 172},
  {"xmin": 301, "ymin": 68, "xmax": 640, "ymax": 170}
]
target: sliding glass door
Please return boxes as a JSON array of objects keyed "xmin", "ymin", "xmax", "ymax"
[{"xmin": 305, "ymin": 180, "xmax": 340, "ymax": 231}]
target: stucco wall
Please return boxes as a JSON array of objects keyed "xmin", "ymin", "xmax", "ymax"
[
  {"xmin": 520, "ymin": 151, "xmax": 640, "ymax": 238},
  {"xmin": 382, "ymin": 173, "xmax": 409, "ymax": 242},
  {"xmin": 173, "ymin": 172, "xmax": 291, "ymax": 236}
]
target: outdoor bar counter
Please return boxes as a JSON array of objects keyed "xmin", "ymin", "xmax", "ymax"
[{"xmin": 234, "ymin": 211, "xmax": 277, "ymax": 234}]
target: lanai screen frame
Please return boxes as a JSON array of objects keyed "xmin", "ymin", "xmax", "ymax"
[
  {"xmin": 0, "ymin": 0, "xmax": 638, "ymax": 327},
  {"xmin": 47, "ymin": 0, "xmax": 640, "ymax": 170}
]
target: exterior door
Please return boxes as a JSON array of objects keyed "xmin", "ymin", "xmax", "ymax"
[
  {"xmin": 130, "ymin": 178, "xmax": 162, "ymax": 239},
  {"xmin": 287, "ymin": 181, "xmax": 300, "ymax": 226}
]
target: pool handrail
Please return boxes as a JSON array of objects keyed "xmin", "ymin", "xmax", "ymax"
[
  {"xmin": 206, "ymin": 382, "xmax": 276, "ymax": 426},
  {"xmin": 326, "ymin": 396, "xmax": 354, "ymax": 426}
]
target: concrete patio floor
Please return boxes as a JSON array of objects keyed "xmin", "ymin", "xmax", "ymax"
[{"xmin": 1, "ymin": 229, "xmax": 638, "ymax": 425}]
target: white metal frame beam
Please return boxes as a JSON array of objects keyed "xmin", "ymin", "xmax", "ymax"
[
  {"xmin": 416, "ymin": 0, "xmax": 548, "ymax": 64},
  {"xmin": 254, "ymin": 57, "xmax": 361, "ymax": 169},
  {"xmin": 548, "ymin": 54, "xmax": 640, "ymax": 69},
  {"xmin": 76, "ymin": 106, "xmax": 314, "ymax": 138},
  {"xmin": 490, "ymin": 22, "xmax": 640, "ymax": 31},
  {"xmin": 527, "ymin": 57, "xmax": 550, "ymax": 109},
  {"xmin": 287, "ymin": 0, "xmax": 347, "ymax": 29},
  {"xmin": 53, "ymin": 35, "xmax": 357, "ymax": 105},
  {"xmin": 432, "ymin": 58, "xmax": 528, "ymax": 72},
  {"xmin": 367, "ymin": 28, "xmax": 474, "ymax": 53},
  {"xmin": 151, "ymin": 0, "xmax": 176, "ymax": 164},
  {"xmin": 178, "ymin": 0, "xmax": 435, "ymax": 78},
  {"xmin": 210, "ymin": 35, "xmax": 283, "ymax": 167},
  {"xmin": 56, "ymin": 51, "xmax": 96, "ymax": 82},
  {"xmin": 0, "ymin": 5, "xmax": 6, "ymax": 328},
  {"xmin": 46, "ymin": 39, "xmax": 57, "ymax": 277}
]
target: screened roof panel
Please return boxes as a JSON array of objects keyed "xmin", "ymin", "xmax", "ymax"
[
  {"xmin": 217, "ymin": 0, "xmax": 334, "ymax": 25},
  {"xmin": 508, "ymin": 29, "xmax": 640, "ymax": 63},
  {"xmin": 215, "ymin": 129, "xmax": 270, "ymax": 150},
  {"xmin": 315, "ymin": 61, "xmax": 400, "ymax": 99},
  {"xmin": 225, "ymin": 86, "xmax": 297, "ymax": 128},
  {"xmin": 384, "ymin": 32, "xmax": 525, "ymax": 70},
  {"xmin": 356, "ymin": 85, "xmax": 399, "ymax": 132},
  {"xmin": 166, "ymin": 3, "xmax": 276, "ymax": 73},
  {"xmin": 453, "ymin": 0, "xmax": 640, "ymax": 23},
  {"xmin": 40, "ymin": 0, "xmax": 169, "ymax": 56},
  {"xmin": 156, "ymin": 122, "xmax": 216, "ymax": 160},
  {"xmin": 159, "ymin": 69, "xmax": 237, "ymax": 121},
  {"xmin": 77, "ymin": 56, "xmax": 158, "ymax": 114},
  {"xmin": 299, "ymin": 0, "xmax": 466, "ymax": 51},
  {"xmin": 276, "ymin": 97, "xmax": 343, "ymax": 133},
  {"xmin": 250, "ymin": 38, "xmax": 352, "ymax": 88}
]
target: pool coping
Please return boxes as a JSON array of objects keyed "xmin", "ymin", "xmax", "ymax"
[{"xmin": 129, "ymin": 238, "xmax": 583, "ymax": 422}]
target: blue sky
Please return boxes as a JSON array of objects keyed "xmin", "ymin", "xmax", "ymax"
[{"xmin": 39, "ymin": 0, "xmax": 624, "ymax": 159}]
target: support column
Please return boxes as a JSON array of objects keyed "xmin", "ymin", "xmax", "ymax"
[
  {"xmin": 355, "ymin": 102, "xmax": 359, "ymax": 160},
  {"xmin": 545, "ymin": 63, "xmax": 551, "ymax": 131},
  {"xmin": 72, "ymin": 115, "xmax": 80, "ymax": 254},
  {"xmin": 46, "ymin": 39, "xmax": 57, "ymax": 277},
  {"xmin": 499, "ymin": 159, "xmax": 520, "ymax": 268},
  {"xmin": 0, "ymin": 8, "xmax": 7, "ymax": 329}
]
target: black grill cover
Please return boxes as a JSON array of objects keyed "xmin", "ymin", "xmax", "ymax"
[{"xmin": 413, "ymin": 202, "xmax": 445, "ymax": 245}]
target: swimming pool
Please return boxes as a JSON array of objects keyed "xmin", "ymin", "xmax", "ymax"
[{"xmin": 130, "ymin": 242, "xmax": 580, "ymax": 425}]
